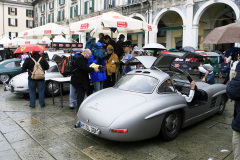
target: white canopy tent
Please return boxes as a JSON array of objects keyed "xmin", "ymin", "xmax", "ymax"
[
  {"xmin": 53, "ymin": 36, "xmax": 71, "ymax": 43},
  {"xmin": 3, "ymin": 38, "xmax": 38, "ymax": 48},
  {"xmin": 18, "ymin": 23, "xmax": 70, "ymax": 38},
  {"xmin": 70, "ymin": 11, "xmax": 156, "ymax": 38},
  {"xmin": 0, "ymin": 36, "xmax": 11, "ymax": 45}
]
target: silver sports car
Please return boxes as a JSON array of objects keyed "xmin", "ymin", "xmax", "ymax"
[{"xmin": 76, "ymin": 52, "xmax": 227, "ymax": 141}]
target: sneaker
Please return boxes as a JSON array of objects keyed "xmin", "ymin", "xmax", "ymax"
[
  {"xmin": 69, "ymin": 106, "xmax": 74, "ymax": 110},
  {"xmin": 29, "ymin": 105, "xmax": 35, "ymax": 108}
]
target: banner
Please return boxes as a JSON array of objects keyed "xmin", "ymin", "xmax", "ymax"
[{"xmin": 39, "ymin": 42, "xmax": 83, "ymax": 48}]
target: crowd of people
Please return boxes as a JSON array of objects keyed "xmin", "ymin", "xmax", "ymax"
[{"xmin": 1, "ymin": 33, "xmax": 239, "ymax": 159}]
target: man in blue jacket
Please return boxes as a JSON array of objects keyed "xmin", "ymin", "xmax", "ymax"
[
  {"xmin": 88, "ymin": 54, "xmax": 107, "ymax": 92},
  {"xmin": 226, "ymin": 62, "xmax": 240, "ymax": 160}
]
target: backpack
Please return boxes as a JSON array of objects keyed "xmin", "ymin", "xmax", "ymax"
[
  {"xmin": 85, "ymin": 39, "xmax": 106, "ymax": 62},
  {"xmin": 60, "ymin": 55, "xmax": 76, "ymax": 77},
  {"xmin": 31, "ymin": 57, "xmax": 45, "ymax": 80}
]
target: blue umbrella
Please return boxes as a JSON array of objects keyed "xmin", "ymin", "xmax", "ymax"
[{"xmin": 225, "ymin": 47, "xmax": 240, "ymax": 57}]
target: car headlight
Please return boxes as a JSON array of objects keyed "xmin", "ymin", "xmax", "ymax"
[{"xmin": 8, "ymin": 79, "xmax": 13, "ymax": 86}]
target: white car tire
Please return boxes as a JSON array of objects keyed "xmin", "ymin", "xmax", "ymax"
[
  {"xmin": 0, "ymin": 74, "xmax": 11, "ymax": 83},
  {"xmin": 45, "ymin": 81, "xmax": 60, "ymax": 96}
]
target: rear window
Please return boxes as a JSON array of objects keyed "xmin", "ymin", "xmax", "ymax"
[{"xmin": 114, "ymin": 74, "xmax": 158, "ymax": 93}]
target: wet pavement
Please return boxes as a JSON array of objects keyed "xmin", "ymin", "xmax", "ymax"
[{"xmin": 0, "ymin": 79, "xmax": 235, "ymax": 160}]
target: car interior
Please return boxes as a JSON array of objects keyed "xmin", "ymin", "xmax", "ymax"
[{"xmin": 166, "ymin": 69, "xmax": 208, "ymax": 108}]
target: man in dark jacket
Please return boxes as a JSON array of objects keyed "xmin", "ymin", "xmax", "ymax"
[
  {"xmin": 116, "ymin": 34, "xmax": 125, "ymax": 59},
  {"xmin": 70, "ymin": 49, "xmax": 100, "ymax": 112},
  {"xmin": 103, "ymin": 35, "xmax": 116, "ymax": 52},
  {"xmin": 226, "ymin": 62, "xmax": 240, "ymax": 160},
  {"xmin": 23, "ymin": 51, "xmax": 49, "ymax": 108}
]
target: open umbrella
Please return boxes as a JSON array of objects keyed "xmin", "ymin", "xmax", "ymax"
[
  {"xmin": 202, "ymin": 21, "xmax": 240, "ymax": 44},
  {"xmin": 142, "ymin": 43, "xmax": 166, "ymax": 50},
  {"xmin": 180, "ymin": 46, "xmax": 196, "ymax": 52},
  {"xmin": 14, "ymin": 44, "xmax": 47, "ymax": 54}
]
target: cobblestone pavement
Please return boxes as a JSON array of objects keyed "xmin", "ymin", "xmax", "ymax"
[{"xmin": 0, "ymin": 79, "xmax": 235, "ymax": 160}]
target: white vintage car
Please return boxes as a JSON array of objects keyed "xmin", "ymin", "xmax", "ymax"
[{"xmin": 5, "ymin": 61, "xmax": 70, "ymax": 96}]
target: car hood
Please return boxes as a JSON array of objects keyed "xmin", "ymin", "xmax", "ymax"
[{"xmin": 78, "ymin": 88, "xmax": 147, "ymax": 127}]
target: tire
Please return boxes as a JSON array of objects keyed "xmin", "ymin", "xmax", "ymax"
[
  {"xmin": 160, "ymin": 110, "xmax": 182, "ymax": 141},
  {"xmin": 45, "ymin": 81, "xmax": 60, "ymax": 96},
  {"xmin": 0, "ymin": 74, "xmax": 11, "ymax": 83},
  {"xmin": 216, "ymin": 95, "xmax": 227, "ymax": 115}
]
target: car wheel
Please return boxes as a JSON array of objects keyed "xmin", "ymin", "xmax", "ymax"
[
  {"xmin": 0, "ymin": 74, "xmax": 11, "ymax": 83},
  {"xmin": 216, "ymin": 95, "xmax": 227, "ymax": 115},
  {"xmin": 45, "ymin": 81, "xmax": 60, "ymax": 96},
  {"xmin": 160, "ymin": 110, "xmax": 182, "ymax": 141}
]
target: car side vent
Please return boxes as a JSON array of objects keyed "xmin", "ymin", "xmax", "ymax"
[
  {"xmin": 135, "ymin": 71, "xmax": 142, "ymax": 73},
  {"xmin": 142, "ymin": 71, "xmax": 150, "ymax": 74}
]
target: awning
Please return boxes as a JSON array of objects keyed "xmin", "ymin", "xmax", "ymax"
[
  {"xmin": 128, "ymin": 32, "xmax": 145, "ymax": 35},
  {"xmin": 158, "ymin": 26, "xmax": 183, "ymax": 31}
]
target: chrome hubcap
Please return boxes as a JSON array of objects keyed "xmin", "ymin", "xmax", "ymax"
[
  {"xmin": 165, "ymin": 113, "xmax": 178, "ymax": 132},
  {"xmin": 0, "ymin": 75, "xmax": 9, "ymax": 83}
]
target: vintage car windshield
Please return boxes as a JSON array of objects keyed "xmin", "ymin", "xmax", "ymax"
[{"xmin": 114, "ymin": 74, "xmax": 158, "ymax": 93}]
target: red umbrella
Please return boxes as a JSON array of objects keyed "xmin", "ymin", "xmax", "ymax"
[{"xmin": 14, "ymin": 44, "xmax": 47, "ymax": 54}]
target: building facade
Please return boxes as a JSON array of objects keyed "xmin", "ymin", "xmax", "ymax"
[
  {"xmin": 2, "ymin": 0, "xmax": 240, "ymax": 51},
  {"xmin": 0, "ymin": 0, "xmax": 34, "ymax": 40}
]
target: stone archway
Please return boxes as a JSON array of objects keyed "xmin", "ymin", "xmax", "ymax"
[
  {"xmin": 193, "ymin": 0, "xmax": 239, "ymax": 50},
  {"xmin": 152, "ymin": 7, "xmax": 186, "ymax": 49},
  {"xmin": 193, "ymin": 0, "xmax": 239, "ymax": 25},
  {"xmin": 129, "ymin": 13, "xmax": 146, "ymax": 47}
]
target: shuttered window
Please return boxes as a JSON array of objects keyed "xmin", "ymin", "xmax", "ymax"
[
  {"xmin": 70, "ymin": 6, "xmax": 73, "ymax": 18},
  {"xmin": 52, "ymin": 13, "xmax": 54, "ymax": 22},
  {"xmin": 91, "ymin": 0, "xmax": 94, "ymax": 13},
  {"xmin": 75, "ymin": 5, "xmax": 78, "ymax": 17},
  {"xmin": 48, "ymin": 14, "xmax": 51, "ymax": 23},
  {"xmin": 57, "ymin": 11, "xmax": 61, "ymax": 21},
  {"xmin": 62, "ymin": 9, "xmax": 65, "ymax": 21},
  {"xmin": 84, "ymin": 2, "xmax": 87, "ymax": 15}
]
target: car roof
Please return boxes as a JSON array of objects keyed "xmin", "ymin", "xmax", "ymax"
[{"xmin": 127, "ymin": 68, "xmax": 170, "ymax": 82}]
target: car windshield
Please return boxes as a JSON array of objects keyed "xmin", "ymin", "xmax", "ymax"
[{"xmin": 114, "ymin": 74, "xmax": 158, "ymax": 93}]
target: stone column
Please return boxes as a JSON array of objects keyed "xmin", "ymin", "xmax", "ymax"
[
  {"xmin": 182, "ymin": 0, "xmax": 196, "ymax": 48},
  {"xmin": 138, "ymin": 34, "xmax": 143, "ymax": 48},
  {"xmin": 166, "ymin": 30, "xmax": 172, "ymax": 49},
  {"xmin": 80, "ymin": 32, "xmax": 86, "ymax": 48}
]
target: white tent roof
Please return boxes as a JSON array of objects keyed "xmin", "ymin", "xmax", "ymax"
[
  {"xmin": 0, "ymin": 36, "xmax": 11, "ymax": 44},
  {"xmin": 53, "ymin": 36, "xmax": 71, "ymax": 43}
]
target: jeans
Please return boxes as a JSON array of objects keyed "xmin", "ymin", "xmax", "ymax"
[
  {"xmin": 206, "ymin": 73, "xmax": 215, "ymax": 84},
  {"xmin": 28, "ymin": 80, "xmax": 45, "ymax": 107},
  {"xmin": 76, "ymin": 87, "xmax": 85, "ymax": 112},
  {"xmin": 106, "ymin": 74, "xmax": 116, "ymax": 88},
  {"xmin": 233, "ymin": 130, "xmax": 240, "ymax": 160},
  {"xmin": 69, "ymin": 84, "xmax": 77, "ymax": 108},
  {"xmin": 93, "ymin": 81, "xmax": 103, "ymax": 93}
]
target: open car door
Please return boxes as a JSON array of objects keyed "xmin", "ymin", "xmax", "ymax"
[
  {"xmin": 125, "ymin": 56, "xmax": 157, "ymax": 69},
  {"xmin": 152, "ymin": 52, "xmax": 202, "ymax": 71}
]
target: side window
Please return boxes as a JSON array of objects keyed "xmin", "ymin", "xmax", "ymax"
[
  {"xmin": 15, "ymin": 61, "xmax": 21, "ymax": 67},
  {"xmin": 158, "ymin": 79, "xmax": 175, "ymax": 93},
  {"xmin": 4, "ymin": 62, "xmax": 15, "ymax": 68}
]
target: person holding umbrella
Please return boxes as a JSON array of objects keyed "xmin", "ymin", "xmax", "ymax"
[{"xmin": 23, "ymin": 51, "xmax": 49, "ymax": 108}]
